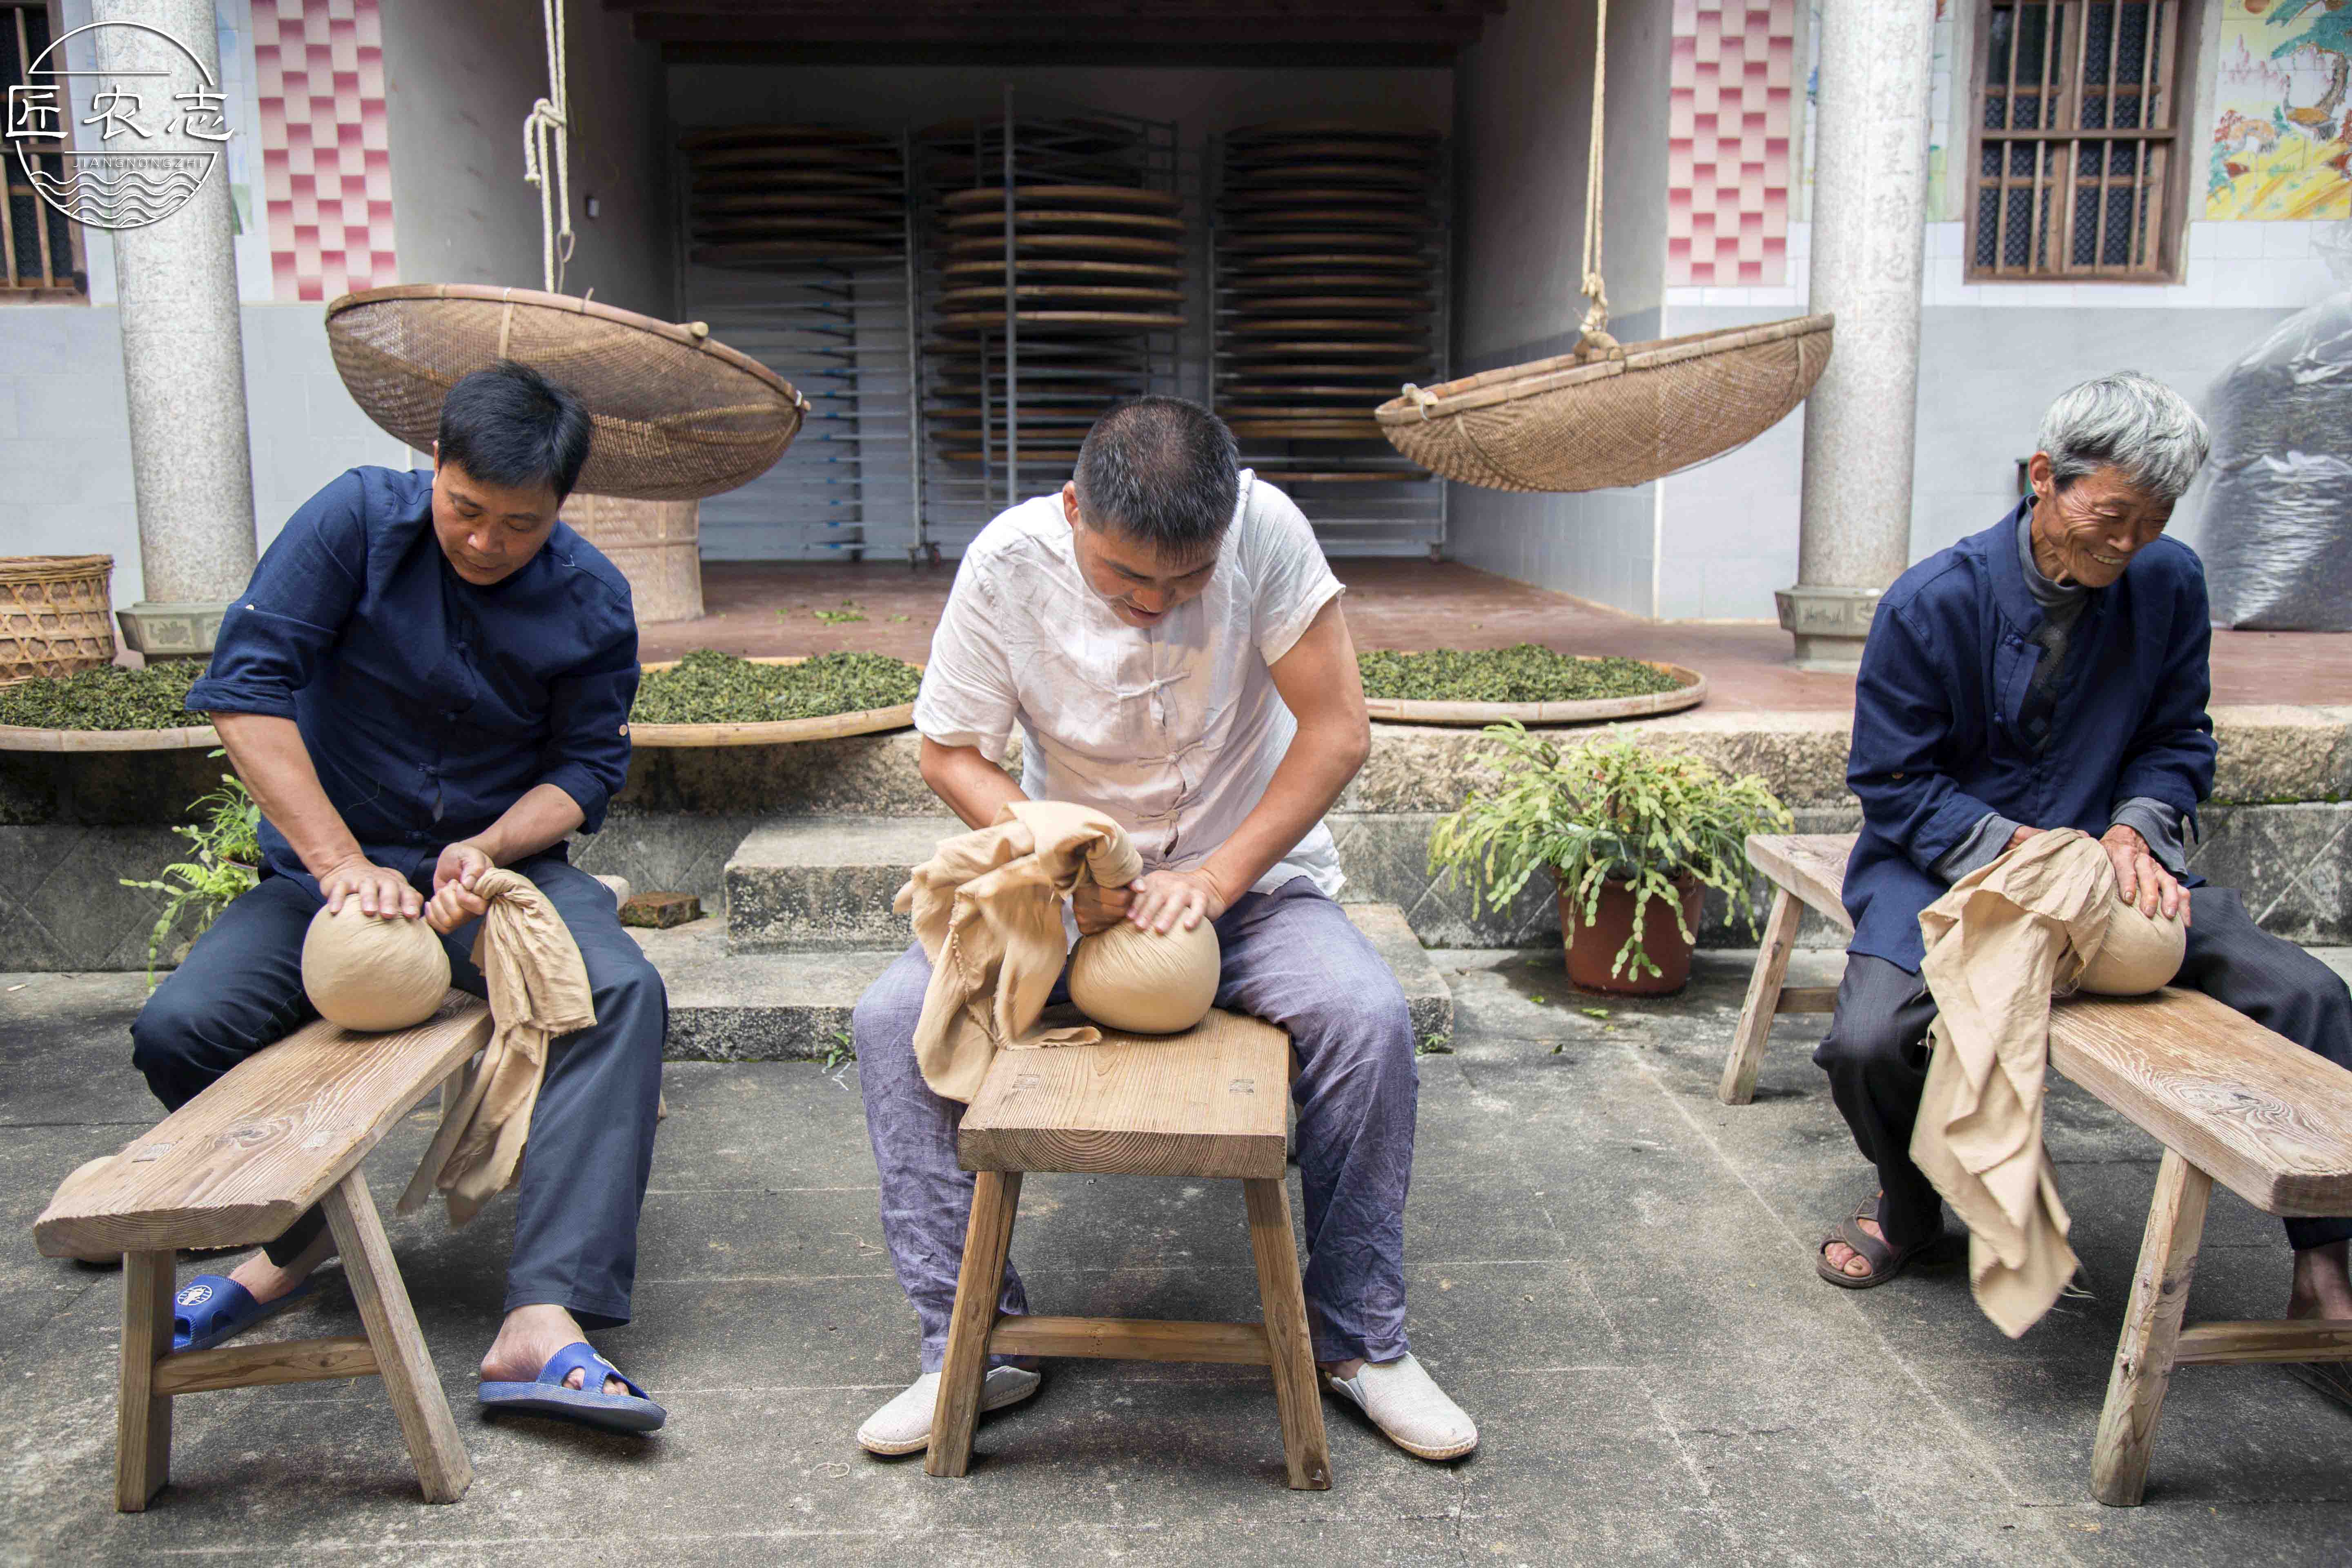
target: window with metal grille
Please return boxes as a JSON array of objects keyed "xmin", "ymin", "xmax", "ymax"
[
  {"xmin": 1, "ymin": 1, "xmax": 82, "ymax": 298},
  {"xmin": 1966, "ymin": 0, "xmax": 2189, "ymax": 282}
]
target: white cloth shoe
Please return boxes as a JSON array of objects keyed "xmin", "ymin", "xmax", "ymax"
[
  {"xmin": 1321, "ymin": 1353, "xmax": 1479, "ymax": 1460},
  {"xmin": 856, "ymin": 1365, "xmax": 1042, "ymax": 1456}
]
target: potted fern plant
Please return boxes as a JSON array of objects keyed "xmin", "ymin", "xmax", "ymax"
[{"xmin": 1428, "ymin": 726, "xmax": 1792, "ymax": 995}]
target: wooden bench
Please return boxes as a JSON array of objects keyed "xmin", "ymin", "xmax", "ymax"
[
  {"xmin": 929, "ymin": 1007, "xmax": 1331, "ymax": 1489},
  {"xmin": 34, "ymin": 995, "xmax": 492, "ymax": 1511},
  {"xmin": 1722, "ymin": 832, "xmax": 2352, "ymax": 1505}
]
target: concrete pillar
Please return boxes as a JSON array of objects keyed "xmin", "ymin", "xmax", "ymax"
[
  {"xmin": 1775, "ymin": 0, "xmax": 1937, "ymax": 671},
  {"xmin": 94, "ymin": 0, "xmax": 258, "ymax": 660}
]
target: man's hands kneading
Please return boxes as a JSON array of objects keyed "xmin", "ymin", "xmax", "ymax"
[
  {"xmin": 1073, "ymin": 867, "xmax": 1232, "ymax": 937},
  {"xmin": 319, "ymin": 855, "xmax": 422, "ymax": 920},
  {"xmin": 425, "ymin": 840, "xmax": 497, "ymax": 934}
]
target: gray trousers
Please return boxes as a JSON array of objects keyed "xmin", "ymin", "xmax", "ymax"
[
  {"xmin": 129, "ymin": 856, "xmax": 667, "ymax": 1327},
  {"xmin": 854, "ymin": 877, "xmax": 1419, "ymax": 1370},
  {"xmin": 1815, "ymin": 884, "xmax": 2352, "ymax": 1254}
]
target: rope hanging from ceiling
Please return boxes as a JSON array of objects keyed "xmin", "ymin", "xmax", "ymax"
[{"xmin": 1376, "ymin": 0, "xmax": 1833, "ymax": 493}]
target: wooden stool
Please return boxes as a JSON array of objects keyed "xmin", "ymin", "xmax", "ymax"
[
  {"xmin": 34, "ymin": 996, "xmax": 491, "ymax": 1510},
  {"xmin": 926, "ymin": 1007, "xmax": 1332, "ymax": 1489}
]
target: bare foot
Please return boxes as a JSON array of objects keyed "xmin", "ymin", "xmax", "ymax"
[
  {"xmin": 1821, "ymin": 1193, "xmax": 1887, "ymax": 1280},
  {"xmin": 223, "ymin": 1226, "xmax": 336, "ymax": 1303},
  {"xmin": 2289, "ymin": 1240, "xmax": 2352, "ymax": 1320},
  {"xmin": 1319, "ymin": 1358, "xmax": 1367, "ymax": 1379},
  {"xmin": 479, "ymin": 1303, "xmax": 629, "ymax": 1397}
]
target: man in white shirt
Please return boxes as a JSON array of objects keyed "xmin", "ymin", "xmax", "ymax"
[{"xmin": 851, "ymin": 397, "xmax": 1478, "ymax": 1463}]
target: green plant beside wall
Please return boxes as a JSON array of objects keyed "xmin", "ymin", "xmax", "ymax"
[
  {"xmin": 118, "ymin": 754, "xmax": 261, "ymax": 984},
  {"xmin": 1428, "ymin": 726, "xmax": 1793, "ymax": 981}
]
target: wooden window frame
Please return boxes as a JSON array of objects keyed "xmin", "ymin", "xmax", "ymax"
[
  {"xmin": 1, "ymin": 0, "xmax": 87, "ymax": 301},
  {"xmin": 1962, "ymin": 0, "xmax": 2199, "ymax": 284}
]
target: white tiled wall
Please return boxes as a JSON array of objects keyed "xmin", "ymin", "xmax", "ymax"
[
  {"xmin": 0, "ymin": 304, "xmax": 412, "ymax": 608},
  {"xmin": 1663, "ymin": 220, "xmax": 2342, "ymax": 310}
]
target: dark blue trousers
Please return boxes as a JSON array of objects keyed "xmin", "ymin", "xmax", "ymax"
[
  {"xmin": 128, "ymin": 855, "xmax": 666, "ymax": 1328},
  {"xmin": 1815, "ymin": 885, "xmax": 2352, "ymax": 1254}
]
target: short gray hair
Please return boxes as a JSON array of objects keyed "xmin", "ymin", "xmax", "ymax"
[{"xmin": 2036, "ymin": 371, "xmax": 2210, "ymax": 502}]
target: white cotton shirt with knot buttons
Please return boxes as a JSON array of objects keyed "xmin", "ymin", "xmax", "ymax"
[{"xmin": 911, "ymin": 470, "xmax": 1348, "ymax": 900}]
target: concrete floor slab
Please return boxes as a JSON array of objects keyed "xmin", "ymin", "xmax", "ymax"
[{"xmin": 9, "ymin": 951, "xmax": 2352, "ymax": 1564}]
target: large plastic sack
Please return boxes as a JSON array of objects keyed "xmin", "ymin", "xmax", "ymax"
[{"xmin": 2200, "ymin": 226, "xmax": 2352, "ymax": 630}]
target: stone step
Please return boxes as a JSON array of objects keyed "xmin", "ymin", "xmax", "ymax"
[
  {"xmin": 631, "ymin": 902, "xmax": 1453, "ymax": 1061},
  {"xmin": 725, "ymin": 816, "xmax": 958, "ymax": 953}
]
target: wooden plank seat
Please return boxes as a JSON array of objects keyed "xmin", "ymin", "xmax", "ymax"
[
  {"xmin": 34, "ymin": 993, "xmax": 492, "ymax": 1512},
  {"xmin": 1719, "ymin": 832, "xmax": 2352, "ymax": 1505},
  {"xmin": 929, "ymin": 1007, "xmax": 1332, "ymax": 1489}
]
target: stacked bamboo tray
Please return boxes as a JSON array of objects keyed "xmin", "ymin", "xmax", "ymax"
[
  {"xmin": 682, "ymin": 124, "xmax": 907, "ymax": 268},
  {"xmin": 1213, "ymin": 123, "xmax": 1443, "ymax": 488},
  {"xmin": 919, "ymin": 117, "xmax": 1184, "ymax": 477}
]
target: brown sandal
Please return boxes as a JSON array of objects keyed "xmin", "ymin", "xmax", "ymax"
[{"xmin": 1817, "ymin": 1193, "xmax": 1941, "ymax": 1290}]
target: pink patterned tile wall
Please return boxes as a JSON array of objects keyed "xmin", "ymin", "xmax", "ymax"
[
  {"xmin": 1668, "ymin": 0, "xmax": 1793, "ymax": 287},
  {"xmin": 253, "ymin": 0, "xmax": 395, "ymax": 303}
]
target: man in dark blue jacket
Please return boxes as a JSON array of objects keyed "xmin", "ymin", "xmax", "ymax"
[
  {"xmin": 1816, "ymin": 372, "xmax": 2352, "ymax": 1328},
  {"xmin": 128, "ymin": 363, "xmax": 668, "ymax": 1432}
]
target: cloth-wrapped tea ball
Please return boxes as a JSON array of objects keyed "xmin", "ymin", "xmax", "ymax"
[
  {"xmin": 1069, "ymin": 917, "xmax": 1221, "ymax": 1035},
  {"xmin": 301, "ymin": 900, "xmax": 451, "ymax": 1031},
  {"xmin": 2078, "ymin": 896, "xmax": 2187, "ymax": 996}
]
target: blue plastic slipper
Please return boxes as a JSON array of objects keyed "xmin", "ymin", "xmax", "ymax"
[
  {"xmin": 172, "ymin": 1274, "xmax": 316, "ymax": 1353},
  {"xmin": 479, "ymin": 1342, "xmax": 667, "ymax": 1434}
]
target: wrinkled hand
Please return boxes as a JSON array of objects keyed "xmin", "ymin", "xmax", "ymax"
[
  {"xmin": 425, "ymin": 840, "xmax": 495, "ymax": 935},
  {"xmin": 319, "ymin": 855, "xmax": 421, "ymax": 920},
  {"xmin": 2004, "ymin": 824, "xmax": 2046, "ymax": 853},
  {"xmin": 1073, "ymin": 877, "xmax": 1134, "ymax": 937},
  {"xmin": 2102, "ymin": 823, "xmax": 2187, "ymax": 924},
  {"xmin": 1124, "ymin": 869, "xmax": 1229, "ymax": 935}
]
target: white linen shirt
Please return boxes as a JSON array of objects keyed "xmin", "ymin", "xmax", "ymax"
[{"xmin": 913, "ymin": 470, "xmax": 1347, "ymax": 900}]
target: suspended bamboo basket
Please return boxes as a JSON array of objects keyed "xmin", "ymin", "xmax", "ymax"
[{"xmin": 1379, "ymin": 0, "xmax": 1831, "ymax": 493}]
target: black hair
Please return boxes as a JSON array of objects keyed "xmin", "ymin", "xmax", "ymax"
[
  {"xmin": 435, "ymin": 360, "xmax": 594, "ymax": 501},
  {"xmin": 1073, "ymin": 396, "xmax": 1240, "ymax": 556}
]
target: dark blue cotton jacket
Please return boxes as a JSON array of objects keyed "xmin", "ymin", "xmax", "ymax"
[
  {"xmin": 187, "ymin": 466, "xmax": 637, "ymax": 898},
  {"xmin": 1840, "ymin": 499, "xmax": 2216, "ymax": 971}
]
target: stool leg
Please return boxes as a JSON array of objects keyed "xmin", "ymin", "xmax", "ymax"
[
  {"xmin": 323, "ymin": 1168, "xmax": 472, "ymax": 1503},
  {"xmin": 115, "ymin": 1250, "xmax": 174, "ymax": 1511},
  {"xmin": 1244, "ymin": 1177, "xmax": 1331, "ymax": 1490},
  {"xmin": 2091, "ymin": 1150, "xmax": 2212, "ymax": 1506},
  {"xmin": 927, "ymin": 1169, "xmax": 1022, "ymax": 1478},
  {"xmin": 1720, "ymin": 885, "xmax": 1800, "ymax": 1105}
]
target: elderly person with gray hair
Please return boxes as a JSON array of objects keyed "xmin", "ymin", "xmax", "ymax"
[{"xmin": 1814, "ymin": 371, "xmax": 2352, "ymax": 1323}]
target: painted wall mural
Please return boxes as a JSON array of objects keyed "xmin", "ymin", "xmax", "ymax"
[{"xmin": 2207, "ymin": 0, "xmax": 2352, "ymax": 219}]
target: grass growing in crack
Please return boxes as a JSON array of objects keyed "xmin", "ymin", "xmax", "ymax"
[{"xmin": 821, "ymin": 1029, "xmax": 857, "ymax": 1072}]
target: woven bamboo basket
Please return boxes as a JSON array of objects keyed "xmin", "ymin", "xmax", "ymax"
[
  {"xmin": 0, "ymin": 555, "xmax": 116, "ymax": 684},
  {"xmin": 325, "ymin": 285, "xmax": 810, "ymax": 502},
  {"xmin": 1376, "ymin": 315, "xmax": 1834, "ymax": 493}
]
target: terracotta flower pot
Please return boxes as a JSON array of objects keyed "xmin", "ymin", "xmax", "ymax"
[{"xmin": 1558, "ymin": 872, "xmax": 1705, "ymax": 996}]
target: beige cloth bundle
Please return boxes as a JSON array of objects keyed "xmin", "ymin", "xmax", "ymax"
[
  {"xmin": 895, "ymin": 801, "xmax": 1146, "ymax": 1103},
  {"xmin": 1911, "ymin": 828, "xmax": 2186, "ymax": 1336},
  {"xmin": 398, "ymin": 868, "xmax": 597, "ymax": 1226}
]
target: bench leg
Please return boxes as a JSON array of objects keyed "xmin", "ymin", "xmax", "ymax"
[
  {"xmin": 927, "ymin": 1169, "xmax": 1022, "ymax": 1478},
  {"xmin": 2091, "ymin": 1149, "xmax": 2213, "ymax": 1507},
  {"xmin": 1244, "ymin": 1177, "xmax": 1332, "ymax": 1490},
  {"xmin": 1720, "ymin": 886, "xmax": 1802, "ymax": 1106},
  {"xmin": 115, "ymin": 1250, "xmax": 174, "ymax": 1511},
  {"xmin": 323, "ymin": 1167, "xmax": 472, "ymax": 1504}
]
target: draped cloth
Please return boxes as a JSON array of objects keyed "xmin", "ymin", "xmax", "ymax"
[
  {"xmin": 894, "ymin": 801, "xmax": 1145, "ymax": 1104},
  {"xmin": 1911, "ymin": 828, "xmax": 2119, "ymax": 1337},
  {"xmin": 399, "ymin": 868, "xmax": 598, "ymax": 1225}
]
